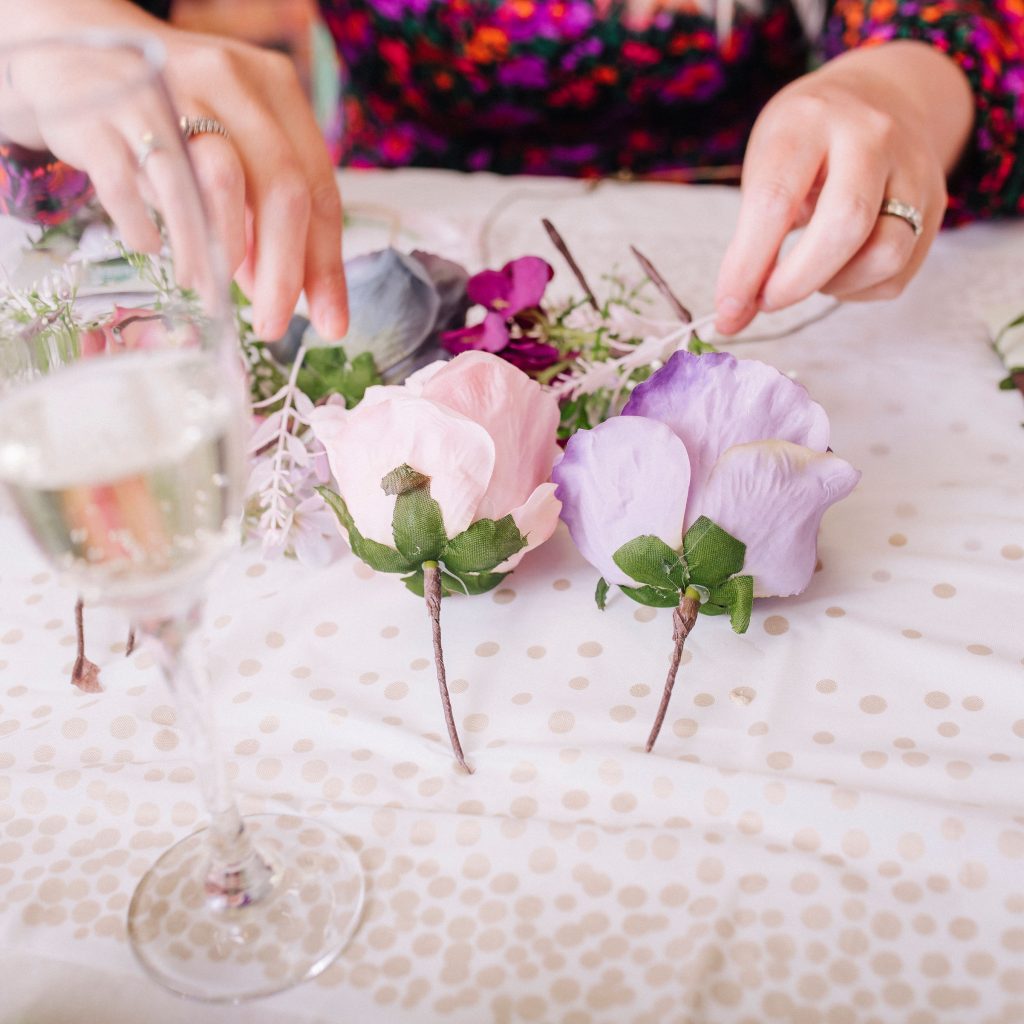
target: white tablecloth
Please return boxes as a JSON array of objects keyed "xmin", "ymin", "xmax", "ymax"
[{"xmin": 1, "ymin": 169, "xmax": 1023, "ymax": 1024}]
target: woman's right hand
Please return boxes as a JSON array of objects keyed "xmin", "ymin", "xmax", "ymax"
[{"xmin": 6, "ymin": 0, "xmax": 348, "ymax": 341}]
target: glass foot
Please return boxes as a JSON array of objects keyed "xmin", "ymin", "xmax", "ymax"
[{"xmin": 127, "ymin": 813, "xmax": 365, "ymax": 1002}]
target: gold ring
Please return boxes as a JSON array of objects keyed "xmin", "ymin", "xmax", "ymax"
[
  {"xmin": 179, "ymin": 115, "xmax": 231, "ymax": 141},
  {"xmin": 880, "ymin": 198, "xmax": 923, "ymax": 238}
]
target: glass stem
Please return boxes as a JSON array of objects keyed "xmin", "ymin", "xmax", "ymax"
[{"xmin": 142, "ymin": 599, "xmax": 274, "ymax": 911}]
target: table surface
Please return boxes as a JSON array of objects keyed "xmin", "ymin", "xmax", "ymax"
[{"xmin": 1, "ymin": 169, "xmax": 1023, "ymax": 1024}]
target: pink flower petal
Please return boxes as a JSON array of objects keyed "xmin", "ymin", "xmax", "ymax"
[
  {"xmin": 624, "ymin": 351, "xmax": 831, "ymax": 510},
  {"xmin": 421, "ymin": 351, "xmax": 561, "ymax": 520},
  {"xmin": 553, "ymin": 416, "xmax": 691, "ymax": 587},
  {"xmin": 496, "ymin": 482, "xmax": 562, "ymax": 571},
  {"xmin": 693, "ymin": 440, "xmax": 861, "ymax": 598},
  {"xmin": 310, "ymin": 397, "xmax": 495, "ymax": 546}
]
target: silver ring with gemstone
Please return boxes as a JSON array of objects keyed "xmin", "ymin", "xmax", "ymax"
[
  {"xmin": 880, "ymin": 198, "xmax": 923, "ymax": 238},
  {"xmin": 179, "ymin": 115, "xmax": 231, "ymax": 141}
]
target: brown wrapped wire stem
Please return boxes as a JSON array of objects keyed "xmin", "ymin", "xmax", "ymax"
[
  {"xmin": 71, "ymin": 598, "xmax": 102, "ymax": 693},
  {"xmin": 645, "ymin": 588, "xmax": 701, "ymax": 753},
  {"xmin": 541, "ymin": 218, "xmax": 599, "ymax": 310},
  {"xmin": 423, "ymin": 561, "xmax": 473, "ymax": 774}
]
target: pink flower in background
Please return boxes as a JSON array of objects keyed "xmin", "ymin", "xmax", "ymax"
[
  {"xmin": 311, "ymin": 350, "xmax": 562, "ymax": 569},
  {"xmin": 80, "ymin": 306, "xmax": 179, "ymax": 357}
]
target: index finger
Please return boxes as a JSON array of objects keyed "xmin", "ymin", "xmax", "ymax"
[
  {"xmin": 714, "ymin": 127, "xmax": 824, "ymax": 335},
  {"xmin": 760, "ymin": 135, "xmax": 886, "ymax": 312},
  {"xmin": 256, "ymin": 52, "xmax": 348, "ymax": 340}
]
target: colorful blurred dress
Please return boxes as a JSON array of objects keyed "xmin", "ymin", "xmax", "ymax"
[
  {"xmin": 4, "ymin": 0, "xmax": 1023, "ymax": 224},
  {"xmin": 320, "ymin": 0, "xmax": 1024, "ymax": 221}
]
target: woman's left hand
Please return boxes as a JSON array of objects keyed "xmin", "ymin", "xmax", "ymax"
[{"xmin": 714, "ymin": 40, "xmax": 974, "ymax": 335}]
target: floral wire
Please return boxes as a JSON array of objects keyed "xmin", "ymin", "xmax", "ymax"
[{"xmin": 715, "ymin": 299, "xmax": 844, "ymax": 345}]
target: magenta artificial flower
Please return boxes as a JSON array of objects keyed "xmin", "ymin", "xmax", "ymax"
[{"xmin": 442, "ymin": 256, "xmax": 561, "ymax": 372}]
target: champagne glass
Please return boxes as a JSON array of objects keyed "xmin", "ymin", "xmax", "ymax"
[{"xmin": 0, "ymin": 32, "xmax": 364, "ymax": 1002}]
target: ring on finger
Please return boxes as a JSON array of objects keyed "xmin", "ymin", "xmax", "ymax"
[
  {"xmin": 179, "ymin": 115, "xmax": 231, "ymax": 141},
  {"xmin": 135, "ymin": 131, "xmax": 161, "ymax": 171},
  {"xmin": 880, "ymin": 198, "xmax": 923, "ymax": 238}
]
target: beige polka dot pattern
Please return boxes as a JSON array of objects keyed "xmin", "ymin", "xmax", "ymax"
[{"xmin": 2, "ymin": 174, "xmax": 1024, "ymax": 1021}]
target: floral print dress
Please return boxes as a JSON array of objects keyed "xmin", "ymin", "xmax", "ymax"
[
  {"xmin": 321, "ymin": 0, "xmax": 1024, "ymax": 221},
  {"xmin": 3, "ymin": 0, "xmax": 1023, "ymax": 223}
]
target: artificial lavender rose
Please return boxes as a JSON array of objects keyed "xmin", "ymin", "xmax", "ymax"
[
  {"xmin": 553, "ymin": 350, "xmax": 859, "ymax": 599},
  {"xmin": 409, "ymin": 250, "xmax": 470, "ymax": 336},
  {"xmin": 268, "ymin": 248, "xmax": 470, "ymax": 380},
  {"xmin": 326, "ymin": 248, "xmax": 440, "ymax": 360}
]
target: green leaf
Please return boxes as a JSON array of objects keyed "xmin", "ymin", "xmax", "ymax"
[
  {"xmin": 316, "ymin": 486, "xmax": 414, "ymax": 574},
  {"xmin": 442, "ymin": 515, "xmax": 527, "ymax": 574},
  {"xmin": 392, "ymin": 484, "xmax": 447, "ymax": 564},
  {"xmin": 697, "ymin": 602, "xmax": 727, "ymax": 617},
  {"xmin": 702, "ymin": 575, "xmax": 754, "ymax": 633},
  {"xmin": 683, "ymin": 516, "xmax": 746, "ymax": 588},
  {"xmin": 401, "ymin": 569, "xmax": 424, "ymax": 597},
  {"xmin": 296, "ymin": 348, "xmax": 382, "ymax": 406},
  {"xmin": 619, "ymin": 584, "xmax": 681, "ymax": 608},
  {"xmin": 595, "ymin": 577, "xmax": 610, "ymax": 611},
  {"xmin": 445, "ymin": 569, "xmax": 508, "ymax": 596},
  {"xmin": 612, "ymin": 535, "xmax": 686, "ymax": 592},
  {"xmin": 686, "ymin": 331, "xmax": 719, "ymax": 355}
]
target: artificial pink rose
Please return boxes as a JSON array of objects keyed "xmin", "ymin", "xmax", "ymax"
[
  {"xmin": 311, "ymin": 351, "xmax": 563, "ymax": 774},
  {"xmin": 79, "ymin": 306, "xmax": 189, "ymax": 357},
  {"xmin": 310, "ymin": 350, "xmax": 562, "ymax": 571}
]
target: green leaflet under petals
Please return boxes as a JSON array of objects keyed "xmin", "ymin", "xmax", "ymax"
[
  {"xmin": 316, "ymin": 486, "xmax": 415, "ymax": 574},
  {"xmin": 682, "ymin": 516, "xmax": 746, "ymax": 589},
  {"xmin": 442, "ymin": 514, "xmax": 526, "ymax": 574},
  {"xmin": 595, "ymin": 577, "xmax": 610, "ymax": 611},
  {"xmin": 618, "ymin": 584, "xmax": 681, "ymax": 608},
  {"xmin": 701, "ymin": 575, "xmax": 754, "ymax": 633},
  {"xmin": 446, "ymin": 569, "xmax": 509, "ymax": 596},
  {"xmin": 391, "ymin": 476, "xmax": 448, "ymax": 563},
  {"xmin": 612, "ymin": 535, "xmax": 687, "ymax": 592}
]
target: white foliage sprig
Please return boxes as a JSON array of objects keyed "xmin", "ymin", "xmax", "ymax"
[{"xmin": 248, "ymin": 344, "xmax": 313, "ymax": 550}]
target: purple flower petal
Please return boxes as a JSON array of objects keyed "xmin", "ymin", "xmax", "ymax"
[
  {"xmin": 501, "ymin": 338, "xmax": 563, "ymax": 373},
  {"xmin": 467, "ymin": 269, "xmax": 513, "ymax": 310},
  {"xmin": 693, "ymin": 441, "xmax": 861, "ymax": 598},
  {"xmin": 442, "ymin": 312, "xmax": 509, "ymax": 354},
  {"xmin": 504, "ymin": 256, "xmax": 554, "ymax": 314},
  {"xmin": 553, "ymin": 416, "xmax": 691, "ymax": 587},
  {"xmin": 623, "ymin": 351, "xmax": 831, "ymax": 511}
]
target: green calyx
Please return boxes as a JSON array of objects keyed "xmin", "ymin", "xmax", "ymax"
[
  {"xmin": 604, "ymin": 515, "xmax": 754, "ymax": 634},
  {"xmin": 318, "ymin": 464, "xmax": 528, "ymax": 599}
]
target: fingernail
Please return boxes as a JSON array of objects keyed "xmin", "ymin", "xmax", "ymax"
[
  {"xmin": 719, "ymin": 296, "xmax": 745, "ymax": 317},
  {"xmin": 314, "ymin": 302, "xmax": 348, "ymax": 342},
  {"xmin": 254, "ymin": 315, "xmax": 285, "ymax": 341}
]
